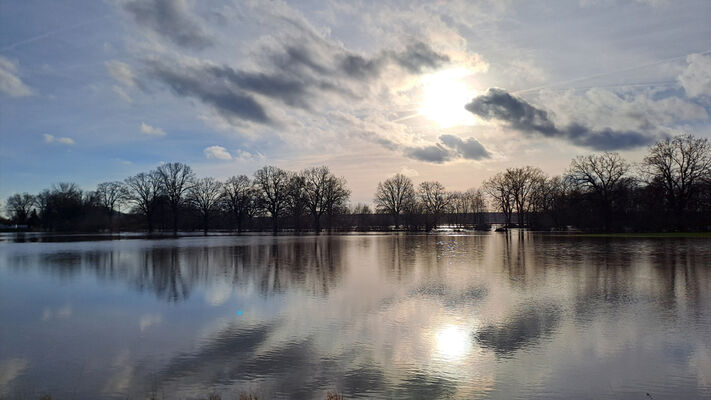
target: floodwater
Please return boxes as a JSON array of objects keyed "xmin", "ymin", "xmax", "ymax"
[{"xmin": 0, "ymin": 233, "xmax": 710, "ymax": 399}]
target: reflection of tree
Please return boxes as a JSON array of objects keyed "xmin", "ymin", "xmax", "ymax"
[
  {"xmin": 5, "ymin": 237, "xmax": 348, "ymax": 303},
  {"xmin": 137, "ymin": 247, "xmax": 191, "ymax": 302}
]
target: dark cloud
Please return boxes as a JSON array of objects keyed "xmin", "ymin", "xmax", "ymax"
[
  {"xmin": 389, "ymin": 42, "xmax": 451, "ymax": 73},
  {"xmin": 143, "ymin": 38, "xmax": 449, "ymax": 127},
  {"xmin": 439, "ymin": 134, "xmax": 491, "ymax": 160},
  {"xmin": 406, "ymin": 135, "xmax": 491, "ymax": 163},
  {"xmin": 340, "ymin": 54, "xmax": 384, "ymax": 79},
  {"xmin": 465, "ymin": 88, "xmax": 656, "ymax": 150},
  {"xmin": 123, "ymin": 0, "xmax": 212, "ymax": 50},
  {"xmin": 406, "ymin": 144, "xmax": 453, "ymax": 163},
  {"xmin": 145, "ymin": 60, "xmax": 270, "ymax": 124}
]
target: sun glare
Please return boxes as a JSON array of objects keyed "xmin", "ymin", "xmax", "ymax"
[
  {"xmin": 435, "ymin": 324, "xmax": 471, "ymax": 360},
  {"xmin": 419, "ymin": 69, "xmax": 478, "ymax": 128}
]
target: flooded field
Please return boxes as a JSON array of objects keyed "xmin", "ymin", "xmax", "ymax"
[{"xmin": 1, "ymin": 233, "xmax": 710, "ymax": 399}]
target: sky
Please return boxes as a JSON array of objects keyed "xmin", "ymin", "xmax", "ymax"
[{"xmin": 1, "ymin": 0, "xmax": 710, "ymax": 204}]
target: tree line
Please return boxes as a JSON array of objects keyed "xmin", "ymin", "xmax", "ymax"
[{"xmin": 3, "ymin": 134, "xmax": 710, "ymax": 233}]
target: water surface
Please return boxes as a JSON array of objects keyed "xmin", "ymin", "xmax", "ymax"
[{"xmin": 1, "ymin": 233, "xmax": 710, "ymax": 399}]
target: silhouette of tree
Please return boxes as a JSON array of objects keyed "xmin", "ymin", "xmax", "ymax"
[
  {"xmin": 188, "ymin": 177, "xmax": 223, "ymax": 235},
  {"xmin": 374, "ymin": 173, "xmax": 416, "ymax": 229},
  {"xmin": 302, "ymin": 166, "xmax": 331, "ymax": 233},
  {"xmin": 323, "ymin": 174, "xmax": 350, "ymax": 232},
  {"xmin": 418, "ymin": 181, "xmax": 450, "ymax": 230},
  {"xmin": 505, "ymin": 166, "xmax": 546, "ymax": 227},
  {"xmin": 222, "ymin": 175, "xmax": 255, "ymax": 233},
  {"xmin": 483, "ymin": 172, "xmax": 514, "ymax": 226},
  {"xmin": 96, "ymin": 181, "xmax": 128, "ymax": 230},
  {"xmin": 641, "ymin": 134, "xmax": 711, "ymax": 226},
  {"xmin": 254, "ymin": 166, "xmax": 290, "ymax": 235},
  {"xmin": 566, "ymin": 152, "xmax": 631, "ymax": 231},
  {"xmin": 125, "ymin": 171, "xmax": 161, "ymax": 233},
  {"xmin": 5, "ymin": 193, "xmax": 35, "ymax": 225},
  {"xmin": 156, "ymin": 162, "xmax": 195, "ymax": 234}
]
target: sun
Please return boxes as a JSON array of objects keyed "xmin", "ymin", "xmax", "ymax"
[{"xmin": 419, "ymin": 68, "xmax": 478, "ymax": 128}]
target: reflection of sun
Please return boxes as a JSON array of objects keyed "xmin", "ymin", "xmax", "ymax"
[
  {"xmin": 419, "ymin": 68, "xmax": 478, "ymax": 128},
  {"xmin": 435, "ymin": 324, "xmax": 471, "ymax": 360}
]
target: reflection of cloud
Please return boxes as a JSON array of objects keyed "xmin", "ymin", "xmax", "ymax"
[
  {"xmin": 690, "ymin": 345, "xmax": 711, "ymax": 388},
  {"xmin": 204, "ymin": 282, "xmax": 232, "ymax": 306},
  {"xmin": 103, "ymin": 349, "xmax": 134, "ymax": 394},
  {"xmin": 0, "ymin": 358, "xmax": 29, "ymax": 394},
  {"xmin": 41, "ymin": 304, "xmax": 73, "ymax": 321},
  {"xmin": 475, "ymin": 303, "xmax": 561, "ymax": 356},
  {"xmin": 139, "ymin": 314, "xmax": 163, "ymax": 331}
]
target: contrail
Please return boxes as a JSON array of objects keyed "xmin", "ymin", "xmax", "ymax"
[
  {"xmin": 513, "ymin": 49, "xmax": 711, "ymax": 95},
  {"xmin": 1, "ymin": 15, "xmax": 109, "ymax": 53}
]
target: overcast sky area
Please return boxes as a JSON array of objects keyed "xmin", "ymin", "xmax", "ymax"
[{"xmin": 1, "ymin": 0, "xmax": 710, "ymax": 204}]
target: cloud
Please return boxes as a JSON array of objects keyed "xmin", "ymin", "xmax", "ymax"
[
  {"xmin": 399, "ymin": 166, "xmax": 419, "ymax": 177},
  {"xmin": 406, "ymin": 135, "xmax": 490, "ymax": 163},
  {"xmin": 105, "ymin": 60, "xmax": 136, "ymax": 86},
  {"xmin": 204, "ymin": 145, "xmax": 232, "ymax": 160},
  {"xmin": 142, "ymin": 39, "xmax": 450, "ymax": 127},
  {"xmin": 0, "ymin": 56, "xmax": 32, "ymax": 97},
  {"xmin": 122, "ymin": 0, "xmax": 212, "ymax": 50},
  {"xmin": 145, "ymin": 59, "xmax": 271, "ymax": 124},
  {"xmin": 140, "ymin": 122, "xmax": 166, "ymax": 136},
  {"xmin": 439, "ymin": 134, "xmax": 491, "ymax": 160},
  {"xmin": 406, "ymin": 143, "xmax": 452, "ymax": 163},
  {"xmin": 465, "ymin": 88, "xmax": 656, "ymax": 150},
  {"xmin": 388, "ymin": 42, "xmax": 451, "ymax": 73},
  {"xmin": 678, "ymin": 53, "xmax": 711, "ymax": 98},
  {"xmin": 43, "ymin": 134, "xmax": 74, "ymax": 145}
]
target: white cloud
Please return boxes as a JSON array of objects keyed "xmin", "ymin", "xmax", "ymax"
[
  {"xmin": 140, "ymin": 122, "xmax": 166, "ymax": 136},
  {"xmin": 204, "ymin": 145, "xmax": 232, "ymax": 160},
  {"xmin": 0, "ymin": 55, "xmax": 32, "ymax": 97},
  {"xmin": 399, "ymin": 166, "xmax": 420, "ymax": 177},
  {"xmin": 679, "ymin": 53, "xmax": 711, "ymax": 98},
  {"xmin": 105, "ymin": 60, "xmax": 136, "ymax": 86},
  {"xmin": 43, "ymin": 133, "xmax": 74, "ymax": 145},
  {"xmin": 112, "ymin": 85, "xmax": 132, "ymax": 103}
]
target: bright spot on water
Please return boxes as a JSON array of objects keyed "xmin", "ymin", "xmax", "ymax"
[{"xmin": 435, "ymin": 324, "xmax": 471, "ymax": 360}]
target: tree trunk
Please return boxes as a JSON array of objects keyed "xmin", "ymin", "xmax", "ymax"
[
  {"xmin": 314, "ymin": 214, "xmax": 321, "ymax": 235},
  {"xmin": 172, "ymin": 205, "xmax": 179, "ymax": 235}
]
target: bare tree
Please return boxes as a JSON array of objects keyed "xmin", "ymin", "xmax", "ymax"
[
  {"xmin": 125, "ymin": 171, "xmax": 161, "ymax": 233},
  {"xmin": 505, "ymin": 166, "xmax": 546, "ymax": 227},
  {"xmin": 302, "ymin": 166, "xmax": 349, "ymax": 233},
  {"xmin": 466, "ymin": 188, "xmax": 487, "ymax": 227},
  {"xmin": 188, "ymin": 177, "xmax": 223, "ymax": 235},
  {"xmin": 96, "ymin": 181, "xmax": 128, "ymax": 230},
  {"xmin": 374, "ymin": 173, "xmax": 416, "ymax": 229},
  {"xmin": 323, "ymin": 175, "xmax": 350, "ymax": 231},
  {"xmin": 302, "ymin": 166, "xmax": 331, "ymax": 233},
  {"xmin": 222, "ymin": 175, "xmax": 255, "ymax": 233},
  {"xmin": 641, "ymin": 134, "xmax": 711, "ymax": 221},
  {"xmin": 254, "ymin": 166, "xmax": 290, "ymax": 235},
  {"xmin": 156, "ymin": 162, "xmax": 195, "ymax": 234},
  {"xmin": 5, "ymin": 193, "xmax": 35, "ymax": 224},
  {"xmin": 287, "ymin": 173, "xmax": 308, "ymax": 232},
  {"xmin": 418, "ymin": 181, "xmax": 450, "ymax": 230},
  {"xmin": 566, "ymin": 152, "xmax": 631, "ymax": 230},
  {"xmin": 483, "ymin": 172, "xmax": 514, "ymax": 226}
]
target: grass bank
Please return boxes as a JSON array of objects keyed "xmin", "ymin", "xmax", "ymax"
[{"xmin": 567, "ymin": 232, "xmax": 711, "ymax": 238}]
